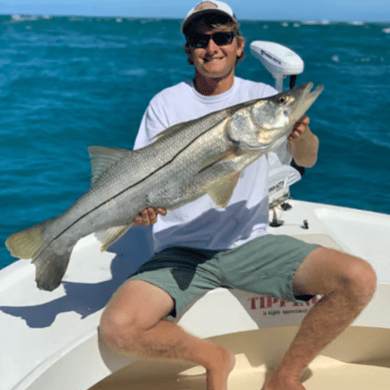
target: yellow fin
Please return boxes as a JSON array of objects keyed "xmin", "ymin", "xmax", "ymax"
[
  {"xmin": 95, "ymin": 224, "xmax": 133, "ymax": 252},
  {"xmin": 5, "ymin": 219, "xmax": 54, "ymax": 259},
  {"xmin": 207, "ymin": 172, "xmax": 240, "ymax": 208}
]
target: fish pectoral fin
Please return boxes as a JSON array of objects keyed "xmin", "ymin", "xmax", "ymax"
[
  {"xmin": 95, "ymin": 224, "xmax": 134, "ymax": 252},
  {"xmin": 207, "ymin": 172, "xmax": 240, "ymax": 208},
  {"xmin": 88, "ymin": 146, "xmax": 130, "ymax": 187}
]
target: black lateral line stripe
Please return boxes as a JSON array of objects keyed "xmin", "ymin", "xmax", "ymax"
[
  {"xmin": 50, "ymin": 118, "xmax": 228, "ymax": 243},
  {"xmin": 197, "ymin": 154, "xmax": 232, "ymax": 174}
]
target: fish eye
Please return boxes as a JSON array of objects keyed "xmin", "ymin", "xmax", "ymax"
[{"xmin": 278, "ymin": 97, "xmax": 287, "ymax": 103}]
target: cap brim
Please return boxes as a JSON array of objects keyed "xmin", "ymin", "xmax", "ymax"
[{"xmin": 182, "ymin": 9, "xmax": 236, "ymax": 33}]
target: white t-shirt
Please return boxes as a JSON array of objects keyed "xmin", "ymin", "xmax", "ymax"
[{"xmin": 134, "ymin": 77, "xmax": 280, "ymax": 253}]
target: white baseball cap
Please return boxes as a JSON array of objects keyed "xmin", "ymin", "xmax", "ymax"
[{"xmin": 182, "ymin": 1, "xmax": 238, "ymax": 34}]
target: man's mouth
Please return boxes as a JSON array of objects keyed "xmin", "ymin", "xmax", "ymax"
[{"xmin": 203, "ymin": 57, "xmax": 223, "ymax": 63}]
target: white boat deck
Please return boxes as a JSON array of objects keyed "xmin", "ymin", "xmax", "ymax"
[{"xmin": 1, "ymin": 200, "xmax": 390, "ymax": 390}]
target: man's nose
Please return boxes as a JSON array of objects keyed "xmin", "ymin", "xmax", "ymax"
[{"xmin": 205, "ymin": 36, "xmax": 219, "ymax": 52}]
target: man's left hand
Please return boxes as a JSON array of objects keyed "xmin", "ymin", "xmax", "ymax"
[
  {"xmin": 286, "ymin": 115, "xmax": 319, "ymax": 168},
  {"xmin": 288, "ymin": 115, "xmax": 310, "ymax": 141}
]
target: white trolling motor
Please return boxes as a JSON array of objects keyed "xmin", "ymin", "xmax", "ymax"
[
  {"xmin": 250, "ymin": 40, "xmax": 304, "ymax": 92},
  {"xmin": 250, "ymin": 41, "xmax": 306, "ymax": 223}
]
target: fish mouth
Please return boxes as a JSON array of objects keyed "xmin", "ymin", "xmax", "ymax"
[
  {"xmin": 290, "ymin": 82, "xmax": 324, "ymax": 123},
  {"xmin": 246, "ymin": 83, "xmax": 324, "ymax": 151}
]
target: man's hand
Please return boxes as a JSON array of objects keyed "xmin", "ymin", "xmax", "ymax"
[
  {"xmin": 287, "ymin": 115, "xmax": 319, "ymax": 168},
  {"xmin": 134, "ymin": 207, "xmax": 167, "ymax": 227},
  {"xmin": 288, "ymin": 115, "xmax": 310, "ymax": 141}
]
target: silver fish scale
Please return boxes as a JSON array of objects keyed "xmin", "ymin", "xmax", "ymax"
[{"xmin": 144, "ymin": 118, "xmax": 234, "ymax": 209}]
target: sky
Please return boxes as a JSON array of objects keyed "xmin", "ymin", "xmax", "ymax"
[{"xmin": 0, "ymin": 0, "xmax": 389, "ymax": 22}]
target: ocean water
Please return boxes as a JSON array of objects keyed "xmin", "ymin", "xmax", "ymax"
[{"xmin": 1, "ymin": 15, "xmax": 390, "ymax": 269}]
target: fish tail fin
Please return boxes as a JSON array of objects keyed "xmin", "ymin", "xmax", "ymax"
[
  {"xmin": 5, "ymin": 219, "xmax": 54, "ymax": 260},
  {"xmin": 32, "ymin": 244, "xmax": 75, "ymax": 291},
  {"xmin": 6, "ymin": 218, "xmax": 74, "ymax": 291}
]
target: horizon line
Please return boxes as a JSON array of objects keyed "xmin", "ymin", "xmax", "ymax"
[{"xmin": 1, "ymin": 13, "xmax": 389, "ymax": 24}]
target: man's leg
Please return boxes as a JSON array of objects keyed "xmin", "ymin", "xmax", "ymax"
[
  {"xmin": 99, "ymin": 279, "xmax": 235, "ymax": 390},
  {"xmin": 264, "ymin": 248, "xmax": 377, "ymax": 390}
]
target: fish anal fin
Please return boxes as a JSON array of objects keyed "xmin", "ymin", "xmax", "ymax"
[
  {"xmin": 207, "ymin": 172, "xmax": 240, "ymax": 208},
  {"xmin": 88, "ymin": 146, "xmax": 130, "ymax": 187},
  {"xmin": 95, "ymin": 224, "xmax": 134, "ymax": 252}
]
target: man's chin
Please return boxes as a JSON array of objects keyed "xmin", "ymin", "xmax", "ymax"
[{"xmin": 199, "ymin": 66, "xmax": 234, "ymax": 80}]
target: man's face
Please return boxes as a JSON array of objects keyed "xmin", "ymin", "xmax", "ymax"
[{"xmin": 187, "ymin": 22, "xmax": 244, "ymax": 80}]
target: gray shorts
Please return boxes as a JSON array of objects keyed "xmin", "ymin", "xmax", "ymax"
[{"xmin": 128, "ymin": 234, "xmax": 320, "ymax": 320}]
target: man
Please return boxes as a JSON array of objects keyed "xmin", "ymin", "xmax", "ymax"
[{"xmin": 99, "ymin": 2, "xmax": 377, "ymax": 390}]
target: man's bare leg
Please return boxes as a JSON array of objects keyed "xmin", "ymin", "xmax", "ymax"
[
  {"xmin": 264, "ymin": 248, "xmax": 377, "ymax": 390},
  {"xmin": 99, "ymin": 280, "xmax": 235, "ymax": 390}
]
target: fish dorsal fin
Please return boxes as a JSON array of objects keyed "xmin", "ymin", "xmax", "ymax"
[
  {"xmin": 207, "ymin": 172, "xmax": 240, "ymax": 208},
  {"xmin": 88, "ymin": 146, "xmax": 129, "ymax": 186}
]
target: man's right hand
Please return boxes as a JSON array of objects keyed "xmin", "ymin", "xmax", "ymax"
[{"xmin": 134, "ymin": 207, "xmax": 167, "ymax": 227}]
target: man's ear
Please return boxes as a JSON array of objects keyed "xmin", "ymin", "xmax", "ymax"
[
  {"xmin": 237, "ymin": 37, "xmax": 245, "ymax": 57},
  {"xmin": 185, "ymin": 44, "xmax": 194, "ymax": 65}
]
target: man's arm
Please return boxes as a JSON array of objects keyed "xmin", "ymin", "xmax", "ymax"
[{"xmin": 287, "ymin": 115, "xmax": 319, "ymax": 168}]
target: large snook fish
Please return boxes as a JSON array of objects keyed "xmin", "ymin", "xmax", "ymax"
[{"xmin": 6, "ymin": 82, "xmax": 323, "ymax": 291}]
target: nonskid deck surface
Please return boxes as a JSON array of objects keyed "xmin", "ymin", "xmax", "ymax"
[{"xmin": 89, "ymin": 326, "xmax": 390, "ymax": 390}]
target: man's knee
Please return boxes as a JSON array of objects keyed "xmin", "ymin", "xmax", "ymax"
[
  {"xmin": 339, "ymin": 255, "xmax": 377, "ymax": 304},
  {"xmin": 320, "ymin": 249, "xmax": 377, "ymax": 305},
  {"xmin": 99, "ymin": 307, "xmax": 140, "ymax": 350},
  {"xmin": 294, "ymin": 248, "xmax": 377, "ymax": 304},
  {"xmin": 99, "ymin": 280, "xmax": 175, "ymax": 350}
]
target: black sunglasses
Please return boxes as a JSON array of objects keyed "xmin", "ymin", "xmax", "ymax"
[{"xmin": 187, "ymin": 31, "xmax": 237, "ymax": 49}]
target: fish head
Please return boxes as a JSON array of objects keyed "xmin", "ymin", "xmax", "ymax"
[{"xmin": 227, "ymin": 82, "xmax": 324, "ymax": 151}]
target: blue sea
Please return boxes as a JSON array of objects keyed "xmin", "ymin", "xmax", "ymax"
[{"xmin": 1, "ymin": 15, "xmax": 390, "ymax": 269}]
